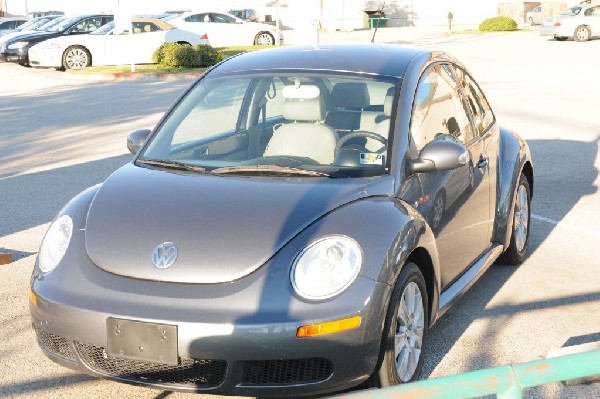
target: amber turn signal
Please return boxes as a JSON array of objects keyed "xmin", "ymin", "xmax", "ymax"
[
  {"xmin": 29, "ymin": 289, "xmax": 38, "ymax": 306},
  {"xmin": 297, "ymin": 316, "xmax": 361, "ymax": 338}
]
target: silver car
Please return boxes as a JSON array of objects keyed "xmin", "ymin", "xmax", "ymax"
[
  {"xmin": 30, "ymin": 44, "xmax": 533, "ymax": 396},
  {"xmin": 541, "ymin": 3, "xmax": 600, "ymax": 41},
  {"xmin": 526, "ymin": 6, "xmax": 543, "ymax": 25}
]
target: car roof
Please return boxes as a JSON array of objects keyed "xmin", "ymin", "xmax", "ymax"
[{"xmin": 211, "ymin": 44, "xmax": 427, "ymax": 78}]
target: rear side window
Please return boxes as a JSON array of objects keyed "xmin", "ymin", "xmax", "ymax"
[{"xmin": 457, "ymin": 69, "xmax": 495, "ymax": 135}]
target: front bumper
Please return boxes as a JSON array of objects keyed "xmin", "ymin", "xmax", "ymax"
[
  {"xmin": 30, "ymin": 233, "xmax": 390, "ymax": 396},
  {"xmin": 28, "ymin": 46, "xmax": 62, "ymax": 68},
  {"xmin": 0, "ymin": 47, "xmax": 28, "ymax": 63}
]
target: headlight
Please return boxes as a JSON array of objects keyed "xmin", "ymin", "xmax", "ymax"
[
  {"xmin": 291, "ymin": 236, "xmax": 362, "ymax": 300},
  {"xmin": 7, "ymin": 41, "xmax": 28, "ymax": 50},
  {"xmin": 38, "ymin": 215, "xmax": 73, "ymax": 273}
]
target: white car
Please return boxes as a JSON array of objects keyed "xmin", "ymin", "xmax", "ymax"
[
  {"xmin": 29, "ymin": 18, "xmax": 209, "ymax": 70},
  {"xmin": 167, "ymin": 11, "xmax": 283, "ymax": 47},
  {"xmin": 541, "ymin": 3, "xmax": 600, "ymax": 41},
  {"xmin": 526, "ymin": 6, "xmax": 543, "ymax": 25}
]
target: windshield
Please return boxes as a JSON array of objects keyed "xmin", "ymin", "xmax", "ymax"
[
  {"xmin": 16, "ymin": 17, "xmax": 45, "ymax": 31},
  {"xmin": 141, "ymin": 71, "xmax": 398, "ymax": 178},
  {"xmin": 560, "ymin": 7, "xmax": 581, "ymax": 16},
  {"xmin": 35, "ymin": 17, "xmax": 66, "ymax": 31},
  {"xmin": 46, "ymin": 16, "xmax": 83, "ymax": 32},
  {"xmin": 91, "ymin": 21, "xmax": 114, "ymax": 35}
]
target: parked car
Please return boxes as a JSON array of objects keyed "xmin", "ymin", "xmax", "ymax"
[
  {"xmin": 0, "ymin": 16, "xmax": 66, "ymax": 46},
  {"xmin": 0, "ymin": 15, "xmax": 61, "ymax": 37},
  {"xmin": 29, "ymin": 18, "xmax": 208, "ymax": 70},
  {"xmin": 0, "ymin": 17, "xmax": 27, "ymax": 30},
  {"xmin": 28, "ymin": 11, "xmax": 65, "ymax": 18},
  {"xmin": 167, "ymin": 11, "xmax": 282, "ymax": 46},
  {"xmin": 29, "ymin": 43, "xmax": 533, "ymax": 397},
  {"xmin": 526, "ymin": 6, "xmax": 543, "ymax": 25},
  {"xmin": 540, "ymin": 3, "xmax": 600, "ymax": 41},
  {"xmin": 0, "ymin": 14, "xmax": 113, "ymax": 65}
]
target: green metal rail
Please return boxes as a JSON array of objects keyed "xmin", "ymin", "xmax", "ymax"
[{"xmin": 334, "ymin": 349, "xmax": 600, "ymax": 399}]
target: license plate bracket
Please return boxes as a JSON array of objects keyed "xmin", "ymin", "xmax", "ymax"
[{"xmin": 106, "ymin": 318, "xmax": 178, "ymax": 365}]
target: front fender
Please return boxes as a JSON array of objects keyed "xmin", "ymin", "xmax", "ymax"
[
  {"xmin": 290, "ymin": 196, "xmax": 441, "ymax": 322},
  {"xmin": 495, "ymin": 127, "xmax": 533, "ymax": 246}
]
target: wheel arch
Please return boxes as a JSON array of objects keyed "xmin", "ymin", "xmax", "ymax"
[
  {"xmin": 406, "ymin": 247, "xmax": 438, "ymax": 326},
  {"xmin": 494, "ymin": 127, "xmax": 534, "ymax": 247}
]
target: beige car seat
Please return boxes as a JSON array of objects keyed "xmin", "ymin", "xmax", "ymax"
[{"xmin": 264, "ymin": 84, "xmax": 338, "ymax": 164}]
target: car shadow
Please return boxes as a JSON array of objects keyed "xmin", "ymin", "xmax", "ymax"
[{"xmin": 422, "ymin": 138, "xmax": 598, "ymax": 379}]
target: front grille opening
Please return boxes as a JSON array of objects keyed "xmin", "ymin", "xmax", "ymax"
[
  {"xmin": 34, "ymin": 326, "xmax": 76, "ymax": 360},
  {"xmin": 242, "ymin": 358, "xmax": 334, "ymax": 386},
  {"xmin": 75, "ymin": 343, "xmax": 226, "ymax": 388}
]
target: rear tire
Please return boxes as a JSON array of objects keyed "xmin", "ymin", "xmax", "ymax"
[
  {"xmin": 497, "ymin": 173, "xmax": 531, "ymax": 265},
  {"xmin": 254, "ymin": 31, "xmax": 275, "ymax": 46},
  {"xmin": 574, "ymin": 25, "xmax": 591, "ymax": 42},
  {"xmin": 62, "ymin": 46, "xmax": 91, "ymax": 70},
  {"xmin": 528, "ymin": 17, "xmax": 534, "ymax": 25},
  {"xmin": 367, "ymin": 262, "xmax": 429, "ymax": 387}
]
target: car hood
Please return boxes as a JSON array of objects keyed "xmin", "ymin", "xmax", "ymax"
[
  {"xmin": 85, "ymin": 163, "xmax": 394, "ymax": 284},
  {"xmin": 3, "ymin": 31, "xmax": 54, "ymax": 43}
]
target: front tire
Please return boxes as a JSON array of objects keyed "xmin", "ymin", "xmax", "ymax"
[
  {"xmin": 528, "ymin": 17, "xmax": 534, "ymax": 25},
  {"xmin": 368, "ymin": 262, "xmax": 429, "ymax": 387},
  {"xmin": 254, "ymin": 31, "xmax": 275, "ymax": 46},
  {"xmin": 574, "ymin": 25, "xmax": 591, "ymax": 42},
  {"xmin": 498, "ymin": 172, "xmax": 531, "ymax": 265},
  {"xmin": 554, "ymin": 35, "xmax": 568, "ymax": 41},
  {"xmin": 62, "ymin": 46, "xmax": 91, "ymax": 70}
]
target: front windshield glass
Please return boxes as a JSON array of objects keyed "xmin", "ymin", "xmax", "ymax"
[
  {"xmin": 35, "ymin": 17, "xmax": 66, "ymax": 31},
  {"xmin": 46, "ymin": 16, "xmax": 82, "ymax": 32},
  {"xmin": 91, "ymin": 21, "xmax": 114, "ymax": 35},
  {"xmin": 141, "ymin": 72, "xmax": 398, "ymax": 178},
  {"xmin": 560, "ymin": 7, "xmax": 581, "ymax": 16},
  {"xmin": 16, "ymin": 17, "xmax": 44, "ymax": 31}
]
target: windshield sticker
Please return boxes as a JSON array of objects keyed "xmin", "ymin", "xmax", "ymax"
[{"xmin": 360, "ymin": 153, "xmax": 384, "ymax": 165}]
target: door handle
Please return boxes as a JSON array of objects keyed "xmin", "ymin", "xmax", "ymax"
[{"xmin": 477, "ymin": 156, "xmax": 488, "ymax": 169}]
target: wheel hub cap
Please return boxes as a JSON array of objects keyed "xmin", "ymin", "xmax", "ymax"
[
  {"xmin": 514, "ymin": 184, "xmax": 529, "ymax": 252},
  {"xmin": 395, "ymin": 281, "xmax": 424, "ymax": 382}
]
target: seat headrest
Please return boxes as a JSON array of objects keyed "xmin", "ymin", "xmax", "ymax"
[
  {"xmin": 282, "ymin": 84, "xmax": 320, "ymax": 100},
  {"xmin": 283, "ymin": 97, "xmax": 325, "ymax": 122},
  {"xmin": 330, "ymin": 82, "xmax": 370, "ymax": 109},
  {"xmin": 384, "ymin": 87, "xmax": 395, "ymax": 117}
]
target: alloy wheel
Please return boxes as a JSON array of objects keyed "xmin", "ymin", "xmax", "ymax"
[
  {"xmin": 66, "ymin": 49, "xmax": 88, "ymax": 70},
  {"xmin": 514, "ymin": 184, "xmax": 529, "ymax": 252},
  {"xmin": 395, "ymin": 281, "xmax": 425, "ymax": 382}
]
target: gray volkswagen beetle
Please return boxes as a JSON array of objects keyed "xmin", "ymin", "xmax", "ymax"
[{"xmin": 30, "ymin": 44, "xmax": 533, "ymax": 396}]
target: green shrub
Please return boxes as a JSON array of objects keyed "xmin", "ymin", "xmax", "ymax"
[
  {"xmin": 152, "ymin": 43, "xmax": 225, "ymax": 68},
  {"xmin": 479, "ymin": 16, "xmax": 518, "ymax": 32},
  {"xmin": 152, "ymin": 42, "xmax": 178, "ymax": 64},
  {"xmin": 194, "ymin": 44, "xmax": 224, "ymax": 67}
]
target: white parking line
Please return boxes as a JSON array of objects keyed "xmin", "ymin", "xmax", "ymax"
[{"xmin": 532, "ymin": 214, "xmax": 600, "ymax": 238}]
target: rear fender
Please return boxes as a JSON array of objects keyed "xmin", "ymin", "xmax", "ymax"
[{"xmin": 494, "ymin": 127, "xmax": 533, "ymax": 247}]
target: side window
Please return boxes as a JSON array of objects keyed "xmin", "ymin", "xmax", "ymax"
[
  {"xmin": 213, "ymin": 13, "xmax": 237, "ymax": 23},
  {"xmin": 72, "ymin": 17, "xmax": 104, "ymax": 33},
  {"xmin": 457, "ymin": 68, "xmax": 495, "ymax": 135},
  {"xmin": 185, "ymin": 14, "xmax": 207, "ymax": 23},
  {"xmin": 410, "ymin": 64, "xmax": 475, "ymax": 152}
]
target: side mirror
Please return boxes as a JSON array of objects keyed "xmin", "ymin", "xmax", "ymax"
[
  {"xmin": 409, "ymin": 139, "xmax": 469, "ymax": 174},
  {"xmin": 127, "ymin": 128, "xmax": 152, "ymax": 154}
]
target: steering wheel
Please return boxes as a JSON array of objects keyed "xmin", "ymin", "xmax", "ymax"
[{"xmin": 336, "ymin": 131, "xmax": 388, "ymax": 154}]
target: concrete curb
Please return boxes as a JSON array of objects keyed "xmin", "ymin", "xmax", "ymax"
[{"xmin": 63, "ymin": 70, "xmax": 204, "ymax": 82}]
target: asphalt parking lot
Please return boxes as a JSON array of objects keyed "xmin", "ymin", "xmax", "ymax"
[{"xmin": 1, "ymin": 27, "xmax": 599, "ymax": 398}]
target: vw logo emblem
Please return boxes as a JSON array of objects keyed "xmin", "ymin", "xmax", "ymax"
[{"xmin": 151, "ymin": 242, "xmax": 178, "ymax": 269}]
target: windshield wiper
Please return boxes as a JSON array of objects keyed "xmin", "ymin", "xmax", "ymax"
[
  {"xmin": 136, "ymin": 159, "xmax": 207, "ymax": 173},
  {"xmin": 211, "ymin": 164, "xmax": 335, "ymax": 177}
]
